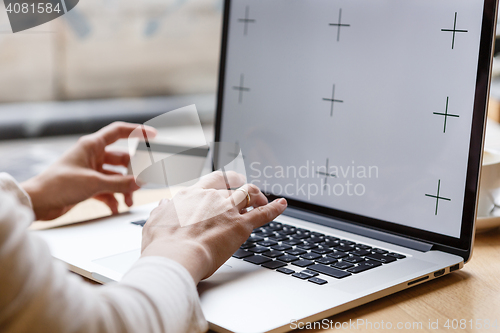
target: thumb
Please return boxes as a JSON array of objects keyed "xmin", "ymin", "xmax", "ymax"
[
  {"xmin": 242, "ymin": 198, "xmax": 287, "ymax": 229},
  {"xmin": 96, "ymin": 174, "xmax": 140, "ymax": 194}
]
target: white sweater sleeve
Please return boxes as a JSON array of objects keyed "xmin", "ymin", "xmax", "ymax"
[{"xmin": 0, "ymin": 173, "xmax": 208, "ymax": 333}]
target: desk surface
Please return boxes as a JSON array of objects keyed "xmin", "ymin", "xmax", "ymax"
[{"xmin": 31, "ymin": 189, "xmax": 500, "ymax": 333}]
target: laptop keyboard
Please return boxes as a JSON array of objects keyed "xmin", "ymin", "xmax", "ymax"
[
  {"xmin": 131, "ymin": 219, "xmax": 406, "ymax": 285},
  {"xmin": 233, "ymin": 221, "xmax": 406, "ymax": 285}
]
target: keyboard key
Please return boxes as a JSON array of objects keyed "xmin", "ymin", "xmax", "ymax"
[
  {"xmin": 308, "ymin": 277, "xmax": 328, "ymax": 285},
  {"xmin": 301, "ymin": 252, "xmax": 322, "ymax": 260},
  {"xmin": 262, "ymin": 260, "xmax": 287, "ymax": 269},
  {"xmin": 301, "ymin": 269, "xmax": 319, "ymax": 277},
  {"xmin": 311, "ymin": 245, "xmax": 333, "ymax": 254},
  {"xmin": 244, "ymin": 255, "xmax": 271, "ymax": 265},
  {"xmin": 387, "ymin": 252, "xmax": 406, "ymax": 259},
  {"xmin": 323, "ymin": 240, "xmax": 340, "ymax": 247},
  {"xmin": 315, "ymin": 257, "xmax": 338, "ymax": 265},
  {"xmin": 269, "ymin": 235, "xmax": 289, "ymax": 241},
  {"xmin": 356, "ymin": 244, "xmax": 372, "ymax": 250},
  {"xmin": 247, "ymin": 236, "xmax": 264, "ymax": 243},
  {"xmin": 327, "ymin": 250, "xmax": 348, "ymax": 259},
  {"xmin": 267, "ymin": 221, "xmax": 283, "ymax": 230},
  {"xmin": 340, "ymin": 239, "xmax": 356, "ymax": 246},
  {"xmin": 272, "ymin": 244, "xmax": 292, "ymax": 251},
  {"xmin": 366, "ymin": 252, "xmax": 396, "ymax": 263},
  {"xmin": 308, "ymin": 264, "xmax": 351, "ymax": 279},
  {"xmin": 279, "ymin": 226, "xmax": 296, "ymax": 235},
  {"xmin": 248, "ymin": 245, "xmax": 270, "ymax": 254},
  {"xmin": 277, "ymin": 267, "xmax": 295, "ymax": 274},
  {"xmin": 311, "ymin": 232, "xmax": 325, "ymax": 238},
  {"xmin": 292, "ymin": 272, "xmax": 310, "ymax": 280},
  {"xmin": 372, "ymin": 248, "xmax": 388, "ymax": 254},
  {"xmin": 303, "ymin": 237, "xmax": 323, "ymax": 245},
  {"xmin": 292, "ymin": 259, "xmax": 314, "ymax": 267},
  {"xmin": 286, "ymin": 248, "xmax": 307, "ymax": 256},
  {"xmin": 292, "ymin": 233, "xmax": 310, "ymax": 239},
  {"xmin": 258, "ymin": 240, "xmax": 278, "ymax": 247},
  {"xmin": 262, "ymin": 250, "xmax": 284, "ymax": 258},
  {"xmin": 350, "ymin": 249, "xmax": 371, "ymax": 256},
  {"xmin": 297, "ymin": 242, "xmax": 317, "ymax": 250},
  {"xmin": 335, "ymin": 245, "xmax": 355, "ymax": 252},
  {"xmin": 131, "ymin": 220, "xmax": 147, "ymax": 227},
  {"xmin": 253, "ymin": 227, "xmax": 265, "ymax": 233},
  {"xmin": 258, "ymin": 231, "xmax": 276, "ymax": 237},
  {"xmin": 325, "ymin": 236, "xmax": 340, "ymax": 242},
  {"xmin": 347, "ymin": 260, "xmax": 382, "ymax": 273},
  {"xmin": 240, "ymin": 241, "xmax": 255, "ymax": 249},
  {"xmin": 277, "ymin": 254, "xmax": 299, "ymax": 262},
  {"xmin": 283, "ymin": 239, "xmax": 303, "ymax": 246},
  {"xmin": 305, "ymin": 237, "xmax": 324, "ymax": 244},
  {"xmin": 332, "ymin": 261, "xmax": 355, "ymax": 270},
  {"xmin": 343, "ymin": 255, "xmax": 365, "ymax": 263},
  {"xmin": 232, "ymin": 249, "xmax": 253, "ymax": 259}
]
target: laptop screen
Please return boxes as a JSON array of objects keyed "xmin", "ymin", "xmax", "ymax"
[{"xmin": 215, "ymin": 0, "xmax": 496, "ymax": 249}]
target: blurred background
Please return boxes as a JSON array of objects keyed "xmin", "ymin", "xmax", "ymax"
[{"xmin": 0, "ymin": 0, "xmax": 221, "ymax": 182}]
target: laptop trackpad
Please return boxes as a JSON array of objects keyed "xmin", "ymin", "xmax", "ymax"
[{"xmin": 92, "ymin": 249, "xmax": 141, "ymax": 275}]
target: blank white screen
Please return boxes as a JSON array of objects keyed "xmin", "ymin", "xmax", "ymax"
[{"xmin": 219, "ymin": 0, "xmax": 485, "ymax": 238}]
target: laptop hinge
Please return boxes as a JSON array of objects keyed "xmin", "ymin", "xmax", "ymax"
[{"xmin": 283, "ymin": 207, "xmax": 433, "ymax": 252}]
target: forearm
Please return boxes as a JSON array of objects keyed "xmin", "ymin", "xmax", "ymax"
[{"xmin": 0, "ymin": 182, "xmax": 207, "ymax": 333}]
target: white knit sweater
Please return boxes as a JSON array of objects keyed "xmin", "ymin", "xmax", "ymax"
[{"xmin": 0, "ymin": 173, "xmax": 208, "ymax": 333}]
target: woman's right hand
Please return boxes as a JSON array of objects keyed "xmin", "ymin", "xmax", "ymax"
[{"xmin": 141, "ymin": 171, "xmax": 287, "ymax": 283}]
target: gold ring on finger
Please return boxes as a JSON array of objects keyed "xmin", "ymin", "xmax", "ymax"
[{"xmin": 236, "ymin": 187, "xmax": 251, "ymax": 207}]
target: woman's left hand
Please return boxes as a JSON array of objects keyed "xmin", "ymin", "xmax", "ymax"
[{"xmin": 22, "ymin": 122, "xmax": 157, "ymax": 221}]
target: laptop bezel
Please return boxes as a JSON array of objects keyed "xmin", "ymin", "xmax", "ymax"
[{"xmin": 213, "ymin": 0, "xmax": 498, "ymax": 261}]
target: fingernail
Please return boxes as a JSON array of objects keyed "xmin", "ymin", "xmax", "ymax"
[{"xmin": 278, "ymin": 198, "xmax": 287, "ymax": 206}]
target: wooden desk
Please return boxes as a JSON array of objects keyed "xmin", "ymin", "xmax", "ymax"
[{"xmin": 31, "ymin": 189, "xmax": 500, "ymax": 332}]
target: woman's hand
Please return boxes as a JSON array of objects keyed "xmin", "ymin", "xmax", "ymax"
[
  {"xmin": 141, "ymin": 171, "xmax": 287, "ymax": 283},
  {"xmin": 22, "ymin": 122, "xmax": 157, "ymax": 221}
]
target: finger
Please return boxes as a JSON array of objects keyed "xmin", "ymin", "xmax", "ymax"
[
  {"xmin": 97, "ymin": 122, "xmax": 157, "ymax": 146},
  {"xmin": 96, "ymin": 174, "xmax": 140, "ymax": 194},
  {"xmin": 228, "ymin": 183, "xmax": 268, "ymax": 211},
  {"xmin": 104, "ymin": 150, "xmax": 131, "ymax": 167},
  {"xmin": 214, "ymin": 188, "xmax": 244, "ymax": 199},
  {"xmin": 124, "ymin": 192, "xmax": 134, "ymax": 207},
  {"xmin": 100, "ymin": 169, "xmax": 124, "ymax": 176},
  {"xmin": 94, "ymin": 193, "xmax": 119, "ymax": 214},
  {"xmin": 196, "ymin": 170, "xmax": 245, "ymax": 190},
  {"xmin": 242, "ymin": 198, "xmax": 287, "ymax": 229}
]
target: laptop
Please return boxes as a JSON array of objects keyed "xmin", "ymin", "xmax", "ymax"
[{"xmin": 35, "ymin": 1, "xmax": 498, "ymax": 332}]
